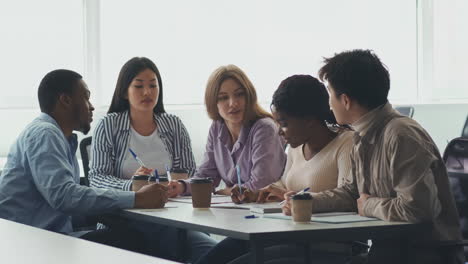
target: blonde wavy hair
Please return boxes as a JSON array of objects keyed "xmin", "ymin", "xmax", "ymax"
[{"xmin": 204, "ymin": 64, "xmax": 272, "ymax": 124}]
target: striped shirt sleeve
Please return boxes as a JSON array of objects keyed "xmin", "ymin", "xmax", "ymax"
[
  {"xmin": 88, "ymin": 116, "xmax": 133, "ymax": 191},
  {"xmin": 89, "ymin": 112, "xmax": 196, "ymax": 192},
  {"xmin": 159, "ymin": 114, "xmax": 197, "ymax": 177}
]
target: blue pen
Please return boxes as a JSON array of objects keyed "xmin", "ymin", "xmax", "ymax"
[
  {"xmin": 128, "ymin": 148, "xmax": 153, "ymax": 176},
  {"xmin": 154, "ymin": 169, "xmax": 159, "ymax": 184},
  {"xmin": 235, "ymin": 165, "xmax": 242, "ymax": 195},
  {"xmin": 128, "ymin": 148, "xmax": 146, "ymax": 167},
  {"xmin": 299, "ymin": 187, "xmax": 310, "ymax": 194},
  {"xmin": 279, "ymin": 187, "xmax": 311, "ymax": 205}
]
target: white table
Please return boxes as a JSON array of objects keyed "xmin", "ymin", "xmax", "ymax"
[
  {"xmin": 0, "ymin": 218, "xmax": 178, "ymax": 264},
  {"xmin": 112, "ymin": 202, "xmax": 424, "ymax": 264}
]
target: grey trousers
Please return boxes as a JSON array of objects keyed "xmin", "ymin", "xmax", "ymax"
[
  {"xmin": 228, "ymin": 244, "xmax": 353, "ymax": 264},
  {"xmin": 226, "ymin": 241, "xmax": 465, "ymax": 264}
]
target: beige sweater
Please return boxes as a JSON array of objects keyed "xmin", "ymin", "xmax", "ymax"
[
  {"xmin": 274, "ymin": 131, "xmax": 353, "ymax": 192},
  {"xmin": 312, "ymin": 103, "xmax": 463, "ymax": 262}
]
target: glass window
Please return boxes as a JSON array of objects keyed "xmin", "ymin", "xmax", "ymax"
[
  {"xmin": 99, "ymin": 0, "xmax": 417, "ymax": 106},
  {"xmin": 432, "ymin": 0, "xmax": 468, "ymax": 101},
  {"xmin": 0, "ymin": 0, "xmax": 84, "ymax": 109}
]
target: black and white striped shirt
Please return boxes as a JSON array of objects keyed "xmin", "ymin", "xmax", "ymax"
[{"xmin": 89, "ymin": 111, "xmax": 196, "ymax": 191}]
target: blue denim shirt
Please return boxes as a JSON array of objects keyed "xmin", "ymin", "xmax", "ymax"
[{"xmin": 0, "ymin": 113, "xmax": 134, "ymax": 234}]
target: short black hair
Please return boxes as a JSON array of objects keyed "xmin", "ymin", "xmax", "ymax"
[
  {"xmin": 271, "ymin": 74, "xmax": 336, "ymax": 125},
  {"xmin": 38, "ymin": 69, "xmax": 83, "ymax": 113},
  {"xmin": 318, "ymin": 49, "xmax": 390, "ymax": 110},
  {"xmin": 108, "ymin": 57, "xmax": 165, "ymax": 114}
]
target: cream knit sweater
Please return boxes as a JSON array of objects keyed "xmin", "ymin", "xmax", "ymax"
[{"xmin": 274, "ymin": 131, "xmax": 353, "ymax": 192}]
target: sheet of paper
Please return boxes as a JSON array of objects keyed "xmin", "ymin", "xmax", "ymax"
[
  {"xmin": 168, "ymin": 196, "xmax": 281, "ymax": 212},
  {"xmin": 210, "ymin": 202, "xmax": 281, "ymax": 213},
  {"xmin": 210, "ymin": 203, "xmax": 250, "ymax": 210},
  {"xmin": 264, "ymin": 212, "xmax": 378, "ymax": 223},
  {"xmin": 168, "ymin": 198, "xmax": 192, "ymax": 204},
  {"xmin": 168, "ymin": 195, "xmax": 234, "ymax": 204}
]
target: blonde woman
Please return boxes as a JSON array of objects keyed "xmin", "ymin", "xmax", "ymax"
[
  {"xmin": 169, "ymin": 65, "xmax": 286, "ymax": 201},
  {"xmin": 194, "ymin": 74, "xmax": 356, "ymax": 264}
]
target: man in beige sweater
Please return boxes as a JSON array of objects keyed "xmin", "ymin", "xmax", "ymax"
[{"xmin": 284, "ymin": 49, "xmax": 464, "ymax": 264}]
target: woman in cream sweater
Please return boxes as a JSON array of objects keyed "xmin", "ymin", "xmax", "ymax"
[
  {"xmin": 233, "ymin": 74, "xmax": 353, "ymax": 204},
  {"xmin": 255, "ymin": 74, "xmax": 353, "ymax": 203},
  {"xmin": 195, "ymin": 75, "xmax": 354, "ymax": 264}
]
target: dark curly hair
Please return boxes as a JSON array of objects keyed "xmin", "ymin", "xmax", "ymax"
[
  {"xmin": 271, "ymin": 74, "xmax": 336, "ymax": 125},
  {"xmin": 38, "ymin": 69, "xmax": 82, "ymax": 114}
]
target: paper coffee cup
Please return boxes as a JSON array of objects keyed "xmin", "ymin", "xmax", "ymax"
[
  {"xmin": 292, "ymin": 193, "xmax": 313, "ymax": 223},
  {"xmin": 190, "ymin": 178, "xmax": 213, "ymax": 208},
  {"xmin": 149, "ymin": 176, "xmax": 169, "ymax": 186},
  {"xmin": 132, "ymin": 175, "xmax": 150, "ymax": 191}
]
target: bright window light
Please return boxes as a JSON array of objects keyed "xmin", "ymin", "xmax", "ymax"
[
  {"xmin": 0, "ymin": 0, "xmax": 84, "ymax": 109},
  {"xmin": 99, "ymin": 0, "xmax": 417, "ymax": 106},
  {"xmin": 432, "ymin": 0, "xmax": 468, "ymax": 101}
]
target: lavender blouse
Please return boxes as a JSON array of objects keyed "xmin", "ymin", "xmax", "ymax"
[{"xmin": 183, "ymin": 117, "xmax": 286, "ymax": 194}]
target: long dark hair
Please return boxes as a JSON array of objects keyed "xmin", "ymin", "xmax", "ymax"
[
  {"xmin": 271, "ymin": 74, "xmax": 337, "ymax": 126},
  {"xmin": 108, "ymin": 57, "xmax": 166, "ymax": 114}
]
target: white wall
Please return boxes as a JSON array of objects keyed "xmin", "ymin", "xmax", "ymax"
[{"xmin": 410, "ymin": 104, "xmax": 468, "ymax": 154}]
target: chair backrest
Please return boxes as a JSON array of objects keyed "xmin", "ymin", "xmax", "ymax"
[
  {"xmin": 443, "ymin": 137, "xmax": 468, "ymax": 238},
  {"xmin": 79, "ymin": 136, "xmax": 92, "ymax": 186},
  {"xmin": 461, "ymin": 116, "xmax": 468, "ymax": 138},
  {"xmin": 394, "ymin": 106, "xmax": 414, "ymax": 118}
]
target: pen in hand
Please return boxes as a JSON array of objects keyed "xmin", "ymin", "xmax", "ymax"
[
  {"xmin": 154, "ymin": 169, "xmax": 159, "ymax": 184},
  {"xmin": 279, "ymin": 187, "xmax": 310, "ymax": 206},
  {"xmin": 128, "ymin": 148, "xmax": 153, "ymax": 176},
  {"xmin": 165, "ymin": 164, "xmax": 172, "ymax": 181},
  {"xmin": 235, "ymin": 165, "xmax": 242, "ymax": 195}
]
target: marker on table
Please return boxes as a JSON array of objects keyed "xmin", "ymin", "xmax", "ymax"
[
  {"xmin": 279, "ymin": 187, "xmax": 310, "ymax": 206},
  {"xmin": 236, "ymin": 165, "xmax": 242, "ymax": 195},
  {"xmin": 128, "ymin": 148, "xmax": 153, "ymax": 176}
]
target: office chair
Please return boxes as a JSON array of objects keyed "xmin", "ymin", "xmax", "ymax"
[
  {"xmin": 79, "ymin": 136, "xmax": 92, "ymax": 186},
  {"xmin": 73, "ymin": 136, "xmax": 99, "ymax": 231},
  {"xmin": 394, "ymin": 106, "xmax": 414, "ymax": 118},
  {"xmin": 462, "ymin": 116, "xmax": 468, "ymax": 138},
  {"xmin": 443, "ymin": 137, "xmax": 468, "ymax": 261}
]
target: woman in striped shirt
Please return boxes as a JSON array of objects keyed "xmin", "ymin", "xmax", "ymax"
[
  {"xmin": 89, "ymin": 57, "xmax": 216, "ymax": 262},
  {"xmin": 89, "ymin": 57, "xmax": 196, "ymax": 191}
]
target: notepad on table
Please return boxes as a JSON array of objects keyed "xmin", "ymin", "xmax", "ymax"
[
  {"xmin": 264, "ymin": 212, "xmax": 378, "ymax": 223},
  {"xmin": 249, "ymin": 203, "xmax": 283, "ymax": 213}
]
